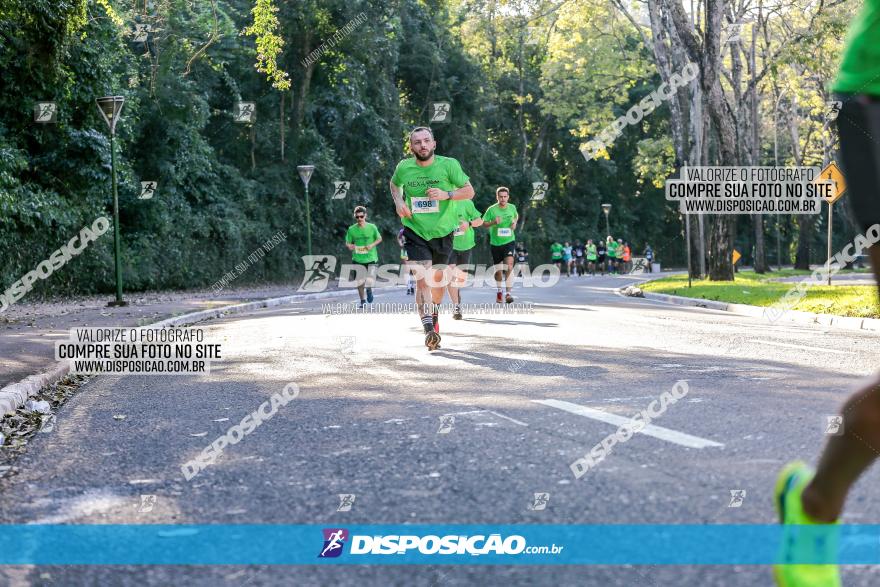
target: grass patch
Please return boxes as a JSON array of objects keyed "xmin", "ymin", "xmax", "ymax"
[{"xmin": 642, "ymin": 270, "xmax": 880, "ymax": 319}]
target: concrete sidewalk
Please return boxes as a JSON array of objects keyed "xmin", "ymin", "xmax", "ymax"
[{"xmin": 0, "ymin": 284, "xmax": 364, "ymax": 389}]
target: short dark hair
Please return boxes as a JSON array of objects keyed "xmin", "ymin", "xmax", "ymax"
[
  {"xmin": 496, "ymin": 186, "xmax": 510, "ymax": 196},
  {"xmin": 353, "ymin": 206, "xmax": 367, "ymax": 216},
  {"xmin": 409, "ymin": 126, "xmax": 434, "ymax": 140}
]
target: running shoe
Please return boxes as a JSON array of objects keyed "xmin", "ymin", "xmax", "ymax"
[
  {"xmin": 453, "ymin": 305, "xmax": 463, "ymax": 320},
  {"xmin": 505, "ymin": 293, "xmax": 514, "ymax": 304},
  {"xmin": 358, "ymin": 300, "xmax": 366, "ymax": 309},
  {"xmin": 425, "ymin": 330, "xmax": 441, "ymax": 351},
  {"xmin": 496, "ymin": 291, "xmax": 503, "ymax": 304},
  {"xmin": 366, "ymin": 288, "xmax": 374, "ymax": 303},
  {"xmin": 773, "ymin": 461, "xmax": 841, "ymax": 587}
]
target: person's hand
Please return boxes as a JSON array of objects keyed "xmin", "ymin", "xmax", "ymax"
[
  {"xmin": 426, "ymin": 188, "xmax": 448, "ymax": 200},
  {"xmin": 365, "ymin": 244, "xmax": 373, "ymax": 251},
  {"xmin": 346, "ymin": 243, "xmax": 356, "ymax": 251},
  {"xmin": 396, "ymin": 201, "xmax": 412, "ymax": 218},
  {"xmin": 458, "ymin": 220, "xmax": 468, "ymax": 232}
]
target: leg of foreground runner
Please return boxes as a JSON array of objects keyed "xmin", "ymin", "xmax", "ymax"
[
  {"xmin": 774, "ymin": 94, "xmax": 880, "ymax": 586},
  {"xmin": 411, "ymin": 260, "xmax": 441, "ymax": 350},
  {"xmin": 504, "ymin": 254, "xmax": 514, "ymax": 303},
  {"xmin": 448, "ymin": 264, "xmax": 464, "ymax": 320}
]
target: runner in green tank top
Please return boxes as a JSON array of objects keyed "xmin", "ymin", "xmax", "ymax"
[{"xmin": 482, "ymin": 187, "xmax": 519, "ymax": 303}]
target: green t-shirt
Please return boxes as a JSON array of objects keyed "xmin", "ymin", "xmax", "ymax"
[
  {"xmin": 390, "ymin": 156, "xmax": 470, "ymax": 240},
  {"xmin": 832, "ymin": 0, "xmax": 880, "ymax": 96},
  {"xmin": 345, "ymin": 222, "xmax": 380, "ymax": 263},
  {"xmin": 453, "ymin": 200, "xmax": 482, "ymax": 251},
  {"xmin": 607, "ymin": 241, "xmax": 619, "ymax": 258},
  {"xmin": 550, "ymin": 243, "xmax": 564, "ymax": 260},
  {"xmin": 586, "ymin": 244, "xmax": 598, "ymax": 260},
  {"xmin": 482, "ymin": 203, "xmax": 518, "ymax": 246}
]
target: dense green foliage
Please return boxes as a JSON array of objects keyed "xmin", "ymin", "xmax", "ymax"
[{"xmin": 2, "ymin": 0, "xmax": 813, "ymax": 297}]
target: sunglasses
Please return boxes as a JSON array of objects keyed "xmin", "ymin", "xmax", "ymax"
[{"xmin": 355, "ymin": 215, "xmax": 365, "ymax": 219}]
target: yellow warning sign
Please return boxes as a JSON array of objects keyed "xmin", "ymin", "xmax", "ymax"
[
  {"xmin": 815, "ymin": 162, "xmax": 847, "ymax": 204},
  {"xmin": 732, "ymin": 249, "xmax": 742, "ymax": 265}
]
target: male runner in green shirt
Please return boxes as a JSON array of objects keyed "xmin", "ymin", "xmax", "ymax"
[
  {"xmin": 344, "ymin": 206, "xmax": 382, "ymax": 308},
  {"xmin": 482, "ymin": 187, "xmax": 519, "ymax": 303},
  {"xmin": 774, "ymin": 3, "xmax": 880, "ymax": 585},
  {"xmin": 606, "ymin": 236, "xmax": 619, "ymax": 274},
  {"xmin": 586, "ymin": 239, "xmax": 598, "ymax": 276},
  {"xmin": 390, "ymin": 127, "xmax": 475, "ymax": 350},
  {"xmin": 550, "ymin": 241, "xmax": 564, "ymax": 273},
  {"xmin": 448, "ymin": 199, "xmax": 483, "ymax": 320}
]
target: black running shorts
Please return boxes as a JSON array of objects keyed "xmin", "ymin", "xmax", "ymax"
[
  {"xmin": 449, "ymin": 248, "xmax": 472, "ymax": 266},
  {"xmin": 836, "ymin": 95, "xmax": 880, "ymax": 232},
  {"xmin": 490, "ymin": 242, "xmax": 516, "ymax": 265},
  {"xmin": 403, "ymin": 227, "xmax": 453, "ymax": 266}
]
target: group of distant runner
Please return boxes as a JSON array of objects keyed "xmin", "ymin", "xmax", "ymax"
[{"xmin": 549, "ymin": 238, "xmax": 654, "ymax": 276}]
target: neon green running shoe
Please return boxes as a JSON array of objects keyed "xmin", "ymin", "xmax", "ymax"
[{"xmin": 773, "ymin": 461, "xmax": 841, "ymax": 587}]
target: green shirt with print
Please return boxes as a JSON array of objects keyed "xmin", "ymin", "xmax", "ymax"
[
  {"xmin": 345, "ymin": 222, "xmax": 381, "ymax": 263},
  {"xmin": 390, "ymin": 155, "xmax": 470, "ymax": 240},
  {"xmin": 550, "ymin": 243, "xmax": 564, "ymax": 260},
  {"xmin": 453, "ymin": 200, "xmax": 482, "ymax": 251},
  {"xmin": 482, "ymin": 203, "xmax": 518, "ymax": 246},
  {"xmin": 586, "ymin": 244, "xmax": 598, "ymax": 261}
]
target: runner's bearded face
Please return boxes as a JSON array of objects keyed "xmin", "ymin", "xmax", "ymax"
[
  {"xmin": 497, "ymin": 192, "xmax": 509, "ymax": 206},
  {"xmin": 410, "ymin": 130, "xmax": 436, "ymax": 162}
]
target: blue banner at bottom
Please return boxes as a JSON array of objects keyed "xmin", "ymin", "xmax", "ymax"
[{"xmin": 0, "ymin": 524, "xmax": 877, "ymax": 565}]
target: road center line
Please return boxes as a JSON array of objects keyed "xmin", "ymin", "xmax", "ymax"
[{"xmin": 532, "ymin": 399, "xmax": 724, "ymax": 449}]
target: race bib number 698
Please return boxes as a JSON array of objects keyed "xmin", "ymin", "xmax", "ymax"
[{"xmin": 411, "ymin": 197, "xmax": 439, "ymax": 214}]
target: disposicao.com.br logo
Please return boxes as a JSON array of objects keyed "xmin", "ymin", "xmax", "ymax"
[{"xmin": 318, "ymin": 529, "xmax": 563, "ymax": 558}]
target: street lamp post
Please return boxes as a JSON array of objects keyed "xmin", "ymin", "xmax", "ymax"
[
  {"xmin": 601, "ymin": 203, "xmax": 612, "ymax": 236},
  {"xmin": 96, "ymin": 96, "xmax": 126, "ymax": 307},
  {"xmin": 297, "ymin": 165, "xmax": 316, "ymax": 257}
]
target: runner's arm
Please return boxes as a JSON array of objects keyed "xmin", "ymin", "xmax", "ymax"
[
  {"xmin": 390, "ymin": 181, "xmax": 411, "ymax": 218},
  {"xmin": 426, "ymin": 182, "xmax": 475, "ymax": 201}
]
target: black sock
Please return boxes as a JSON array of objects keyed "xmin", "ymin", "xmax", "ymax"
[{"xmin": 421, "ymin": 314, "xmax": 433, "ymax": 333}]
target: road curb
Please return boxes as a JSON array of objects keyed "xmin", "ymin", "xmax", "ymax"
[
  {"xmin": 630, "ymin": 289, "xmax": 880, "ymax": 333},
  {"xmin": 0, "ymin": 287, "xmax": 372, "ymax": 417}
]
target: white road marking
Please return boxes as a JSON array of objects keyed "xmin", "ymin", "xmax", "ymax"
[
  {"xmin": 533, "ymin": 399, "xmax": 724, "ymax": 449},
  {"xmin": 442, "ymin": 409, "xmax": 529, "ymax": 427},
  {"xmin": 747, "ymin": 339, "xmax": 851, "ymax": 355}
]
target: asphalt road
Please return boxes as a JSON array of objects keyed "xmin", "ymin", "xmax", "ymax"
[{"xmin": 2, "ymin": 274, "xmax": 880, "ymax": 586}]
